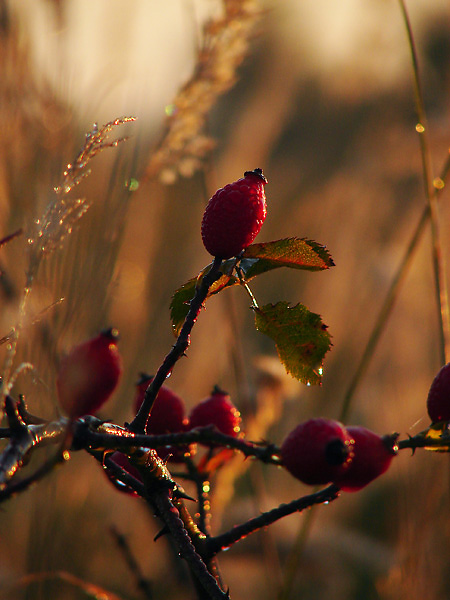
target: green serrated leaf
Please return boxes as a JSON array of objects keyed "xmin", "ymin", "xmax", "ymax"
[
  {"xmin": 254, "ymin": 301, "xmax": 332, "ymax": 385},
  {"xmin": 170, "ymin": 238, "xmax": 333, "ymax": 336},
  {"xmin": 243, "ymin": 238, "xmax": 334, "ymax": 274}
]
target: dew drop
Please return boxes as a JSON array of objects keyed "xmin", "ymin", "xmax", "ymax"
[
  {"xmin": 433, "ymin": 177, "xmax": 445, "ymax": 190},
  {"xmin": 415, "ymin": 123, "xmax": 425, "ymax": 133},
  {"xmin": 165, "ymin": 103, "xmax": 177, "ymax": 117},
  {"xmin": 126, "ymin": 178, "xmax": 139, "ymax": 192}
]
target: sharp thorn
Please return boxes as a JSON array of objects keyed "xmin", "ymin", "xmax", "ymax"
[{"xmin": 154, "ymin": 526, "xmax": 170, "ymax": 542}]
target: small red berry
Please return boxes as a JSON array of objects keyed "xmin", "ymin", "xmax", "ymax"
[
  {"xmin": 281, "ymin": 418, "xmax": 354, "ymax": 486},
  {"xmin": 333, "ymin": 426, "xmax": 398, "ymax": 492},
  {"xmin": 189, "ymin": 386, "xmax": 241, "ymax": 442},
  {"xmin": 427, "ymin": 362, "xmax": 450, "ymax": 422},
  {"xmin": 201, "ymin": 168, "xmax": 268, "ymax": 259},
  {"xmin": 56, "ymin": 328, "xmax": 122, "ymax": 418},
  {"xmin": 135, "ymin": 374, "xmax": 190, "ymax": 462}
]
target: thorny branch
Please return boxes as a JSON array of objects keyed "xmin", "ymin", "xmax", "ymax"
[
  {"xmin": 2, "ymin": 394, "xmax": 450, "ymax": 599},
  {"xmin": 129, "ymin": 257, "xmax": 223, "ymax": 434},
  {"xmin": 206, "ymin": 484, "xmax": 340, "ymax": 558},
  {"xmin": 75, "ymin": 418, "xmax": 282, "ymax": 465}
]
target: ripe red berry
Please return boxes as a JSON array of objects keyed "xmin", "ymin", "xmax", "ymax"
[
  {"xmin": 427, "ymin": 362, "xmax": 450, "ymax": 422},
  {"xmin": 201, "ymin": 168, "xmax": 268, "ymax": 259},
  {"xmin": 134, "ymin": 374, "xmax": 190, "ymax": 462},
  {"xmin": 281, "ymin": 418, "xmax": 354, "ymax": 486},
  {"xmin": 189, "ymin": 386, "xmax": 241, "ymax": 441},
  {"xmin": 333, "ymin": 426, "xmax": 397, "ymax": 492},
  {"xmin": 56, "ymin": 328, "xmax": 122, "ymax": 418}
]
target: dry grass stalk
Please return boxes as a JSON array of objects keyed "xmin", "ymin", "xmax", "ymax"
[
  {"xmin": 144, "ymin": 0, "xmax": 263, "ymax": 183},
  {"xmin": 1, "ymin": 118, "xmax": 135, "ymax": 397},
  {"xmin": 27, "ymin": 117, "xmax": 136, "ymax": 283}
]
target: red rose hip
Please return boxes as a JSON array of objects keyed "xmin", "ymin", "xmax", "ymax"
[
  {"xmin": 56, "ymin": 328, "xmax": 122, "ymax": 418},
  {"xmin": 427, "ymin": 362, "xmax": 450, "ymax": 422},
  {"xmin": 333, "ymin": 426, "xmax": 398, "ymax": 492},
  {"xmin": 189, "ymin": 386, "xmax": 241, "ymax": 442},
  {"xmin": 281, "ymin": 418, "xmax": 354, "ymax": 486},
  {"xmin": 201, "ymin": 168, "xmax": 268, "ymax": 259}
]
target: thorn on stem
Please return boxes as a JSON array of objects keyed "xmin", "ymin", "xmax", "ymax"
[{"xmin": 154, "ymin": 526, "xmax": 170, "ymax": 542}]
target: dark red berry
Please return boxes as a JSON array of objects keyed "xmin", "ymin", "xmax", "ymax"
[
  {"xmin": 427, "ymin": 362, "xmax": 450, "ymax": 422},
  {"xmin": 189, "ymin": 386, "xmax": 241, "ymax": 442},
  {"xmin": 281, "ymin": 418, "xmax": 354, "ymax": 486},
  {"xmin": 201, "ymin": 168, "xmax": 268, "ymax": 259},
  {"xmin": 105, "ymin": 451, "xmax": 143, "ymax": 496},
  {"xmin": 56, "ymin": 328, "xmax": 122, "ymax": 418},
  {"xmin": 134, "ymin": 374, "xmax": 190, "ymax": 462},
  {"xmin": 333, "ymin": 426, "xmax": 398, "ymax": 492}
]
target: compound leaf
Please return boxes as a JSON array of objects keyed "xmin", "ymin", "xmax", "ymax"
[
  {"xmin": 170, "ymin": 238, "xmax": 333, "ymax": 336},
  {"xmin": 254, "ymin": 301, "xmax": 332, "ymax": 385}
]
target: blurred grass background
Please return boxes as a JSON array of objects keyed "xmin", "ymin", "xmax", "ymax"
[{"xmin": 1, "ymin": 1, "xmax": 450, "ymax": 599}]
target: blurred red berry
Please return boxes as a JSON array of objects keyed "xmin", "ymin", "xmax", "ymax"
[
  {"xmin": 427, "ymin": 362, "xmax": 450, "ymax": 422},
  {"xmin": 134, "ymin": 374, "xmax": 190, "ymax": 462},
  {"xmin": 105, "ymin": 451, "xmax": 143, "ymax": 496},
  {"xmin": 56, "ymin": 328, "xmax": 122, "ymax": 419},
  {"xmin": 189, "ymin": 386, "xmax": 241, "ymax": 442},
  {"xmin": 281, "ymin": 418, "xmax": 354, "ymax": 486},
  {"xmin": 201, "ymin": 168, "xmax": 268, "ymax": 259},
  {"xmin": 333, "ymin": 426, "xmax": 397, "ymax": 492}
]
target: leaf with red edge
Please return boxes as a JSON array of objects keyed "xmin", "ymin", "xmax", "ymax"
[{"xmin": 254, "ymin": 302, "xmax": 332, "ymax": 385}]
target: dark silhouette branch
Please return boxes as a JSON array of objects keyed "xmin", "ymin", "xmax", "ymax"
[
  {"xmin": 206, "ymin": 484, "xmax": 340, "ymax": 558},
  {"xmin": 129, "ymin": 257, "xmax": 222, "ymax": 434}
]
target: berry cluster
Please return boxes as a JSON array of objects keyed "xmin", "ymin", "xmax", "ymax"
[
  {"xmin": 56, "ymin": 328, "xmax": 397, "ymax": 493},
  {"xmin": 281, "ymin": 418, "xmax": 398, "ymax": 491}
]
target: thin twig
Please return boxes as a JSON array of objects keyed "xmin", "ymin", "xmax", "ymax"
[
  {"xmin": 398, "ymin": 0, "xmax": 450, "ymax": 362},
  {"xmin": 74, "ymin": 419, "xmax": 282, "ymax": 465},
  {"xmin": 129, "ymin": 257, "xmax": 223, "ymax": 434},
  {"xmin": 4, "ymin": 570, "xmax": 126, "ymax": 600},
  {"xmin": 0, "ymin": 444, "xmax": 69, "ymax": 502},
  {"xmin": 340, "ymin": 157, "xmax": 450, "ymax": 421},
  {"xmin": 110, "ymin": 526, "xmax": 153, "ymax": 600},
  {"xmin": 151, "ymin": 491, "xmax": 229, "ymax": 600},
  {"xmin": 0, "ymin": 228, "xmax": 22, "ymax": 248},
  {"xmin": 206, "ymin": 485, "xmax": 340, "ymax": 558}
]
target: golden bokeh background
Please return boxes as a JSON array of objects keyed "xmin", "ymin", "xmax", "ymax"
[{"xmin": 1, "ymin": 1, "xmax": 450, "ymax": 599}]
